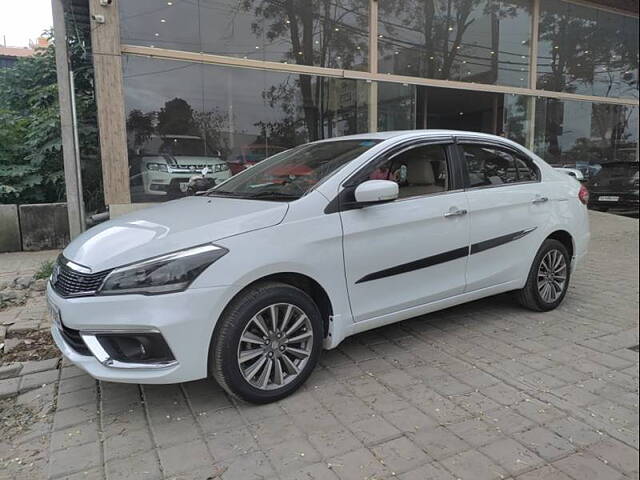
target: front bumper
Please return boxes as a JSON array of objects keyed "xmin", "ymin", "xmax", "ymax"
[{"xmin": 47, "ymin": 282, "xmax": 238, "ymax": 384}]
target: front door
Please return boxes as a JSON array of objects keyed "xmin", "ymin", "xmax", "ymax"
[{"xmin": 340, "ymin": 142, "xmax": 470, "ymax": 323}]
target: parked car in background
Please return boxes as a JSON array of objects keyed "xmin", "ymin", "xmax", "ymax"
[
  {"xmin": 588, "ymin": 161, "xmax": 639, "ymax": 215},
  {"xmin": 138, "ymin": 135, "xmax": 231, "ymax": 197},
  {"xmin": 555, "ymin": 167, "xmax": 585, "ymax": 182},
  {"xmin": 227, "ymin": 144, "xmax": 288, "ymax": 175},
  {"xmin": 48, "ymin": 131, "xmax": 590, "ymax": 404}
]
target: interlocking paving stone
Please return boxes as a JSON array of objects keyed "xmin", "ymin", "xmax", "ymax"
[
  {"xmin": 0, "ymin": 211, "xmax": 634, "ymax": 480},
  {"xmin": 514, "ymin": 426, "xmax": 577, "ymax": 461},
  {"xmin": 48, "ymin": 441, "xmax": 101, "ymax": 478},
  {"xmin": 328, "ymin": 447, "xmax": 388, "ymax": 480},
  {"xmin": 105, "ymin": 450, "xmax": 161, "ymax": 480},
  {"xmin": 371, "ymin": 435, "xmax": 428, "ymax": 474},
  {"xmin": 440, "ymin": 449, "xmax": 508, "ymax": 480},
  {"xmin": 553, "ymin": 452, "xmax": 624, "ymax": 480},
  {"xmin": 399, "ymin": 462, "xmax": 456, "ymax": 480},
  {"xmin": 157, "ymin": 438, "xmax": 213, "ymax": 477},
  {"xmin": 479, "ymin": 437, "xmax": 545, "ymax": 475}
]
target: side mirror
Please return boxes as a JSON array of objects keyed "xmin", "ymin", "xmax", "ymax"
[{"xmin": 354, "ymin": 180, "xmax": 399, "ymax": 205}]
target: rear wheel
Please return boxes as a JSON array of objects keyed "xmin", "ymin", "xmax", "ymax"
[
  {"xmin": 210, "ymin": 282, "xmax": 323, "ymax": 403},
  {"xmin": 517, "ymin": 239, "xmax": 571, "ymax": 312}
]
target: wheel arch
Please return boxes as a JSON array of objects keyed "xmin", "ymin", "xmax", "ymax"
[
  {"xmin": 212, "ymin": 272, "xmax": 334, "ymax": 342},
  {"xmin": 546, "ymin": 229, "xmax": 574, "ymax": 260}
]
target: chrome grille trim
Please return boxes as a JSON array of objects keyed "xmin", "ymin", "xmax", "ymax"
[{"xmin": 51, "ymin": 256, "xmax": 112, "ymax": 298}]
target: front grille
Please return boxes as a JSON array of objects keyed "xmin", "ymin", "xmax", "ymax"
[
  {"xmin": 52, "ymin": 258, "xmax": 111, "ymax": 298},
  {"xmin": 59, "ymin": 322, "xmax": 91, "ymax": 356}
]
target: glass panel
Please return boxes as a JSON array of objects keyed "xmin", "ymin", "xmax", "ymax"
[
  {"xmin": 366, "ymin": 145, "xmax": 450, "ymax": 198},
  {"xmin": 503, "ymin": 94, "xmax": 531, "ymax": 147},
  {"xmin": 461, "ymin": 144, "xmax": 519, "ymax": 186},
  {"xmin": 120, "ymin": 0, "xmax": 369, "ymax": 71},
  {"xmin": 378, "ymin": 0, "xmax": 531, "ymax": 87},
  {"xmin": 122, "ymin": 55, "xmax": 370, "ymax": 203},
  {"xmin": 378, "ymin": 82, "xmax": 417, "ymax": 131},
  {"xmin": 537, "ymin": 0, "xmax": 639, "ymax": 99},
  {"xmin": 534, "ymin": 98, "xmax": 639, "ymax": 178}
]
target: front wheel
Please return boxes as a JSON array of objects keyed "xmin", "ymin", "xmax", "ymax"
[
  {"xmin": 517, "ymin": 239, "xmax": 571, "ymax": 312},
  {"xmin": 210, "ymin": 282, "xmax": 323, "ymax": 404}
]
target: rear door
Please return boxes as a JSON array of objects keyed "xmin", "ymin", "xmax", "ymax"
[
  {"xmin": 339, "ymin": 140, "xmax": 470, "ymax": 323},
  {"xmin": 457, "ymin": 139, "xmax": 552, "ymax": 292}
]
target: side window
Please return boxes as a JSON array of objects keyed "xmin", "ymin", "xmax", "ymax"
[
  {"xmin": 461, "ymin": 144, "xmax": 518, "ymax": 188},
  {"xmin": 367, "ymin": 145, "xmax": 449, "ymax": 198},
  {"xmin": 514, "ymin": 156, "xmax": 540, "ymax": 182}
]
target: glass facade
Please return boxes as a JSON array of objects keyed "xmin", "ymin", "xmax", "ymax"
[
  {"xmin": 122, "ymin": 55, "xmax": 369, "ymax": 202},
  {"xmin": 116, "ymin": 0, "xmax": 639, "ymax": 205},
  {"xmin": 534, "ymin": 98, "xmax": 638, "ymax": 169},
  {"xmin": 378, "ymin": 0, "xmax": 532, "ymax": 87},
  {"xmin": 537, "ymin": 0, "xmax": 639, "ymax": 99},
  {"xmin": 120, "ymin": 0, "xmax": 369, "ymax": 71}
]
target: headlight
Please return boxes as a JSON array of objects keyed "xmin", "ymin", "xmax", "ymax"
[
  {"xmin": 98, "ymin": 244, "xmax": 228, "ymax": 295},
  {"xmin": 147, "ymin": 162, "xmax": 168, "ymax": 172}
]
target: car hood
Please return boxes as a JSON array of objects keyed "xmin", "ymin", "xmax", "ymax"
[{"xmin": 63, "ymin": 196, "xmax": 288, "ymax": 272}]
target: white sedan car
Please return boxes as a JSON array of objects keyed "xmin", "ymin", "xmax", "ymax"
[{"xmin": 48, "ymin": 130, "xmax": 590, "ymax": 403}]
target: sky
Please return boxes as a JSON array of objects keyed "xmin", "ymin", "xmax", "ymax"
[{"xmin": 0, "ymin": 0, "xmax": 53, "ymax": 48}]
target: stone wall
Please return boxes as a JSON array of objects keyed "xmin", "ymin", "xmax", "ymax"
[{"xmin": 0, "ymin": 203, "xmax": 70, "ymax": 253}]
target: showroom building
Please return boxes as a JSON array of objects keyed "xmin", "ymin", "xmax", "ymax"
[{"xmin": 53, "ymin": 0, "xmax": 638, "ymax": 236}]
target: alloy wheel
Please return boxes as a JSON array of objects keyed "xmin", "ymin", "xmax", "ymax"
[
  {"xmin": 537, "ymin": 249, "xmax": 567, "ymax": 303},
  {"xmin": 236, "ymin": 303, "xmax": 313, "ymax": 390}
]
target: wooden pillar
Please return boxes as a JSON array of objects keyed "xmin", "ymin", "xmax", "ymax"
[
  {"xmin": 51, "ymin": 0, "xmax": 84, "ymax": 238},
  {"xmin": 89, "ymin": 0, "xmax": 130, "ymax": 205}
]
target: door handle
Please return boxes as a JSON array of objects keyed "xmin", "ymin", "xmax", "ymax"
[
  {"xmin": 444, "ymin": 208, "xmax": 468, "ymax": 218},
  {"xmin": 532, "ymin": 196, "xmax": 549, "ymax": 204}
]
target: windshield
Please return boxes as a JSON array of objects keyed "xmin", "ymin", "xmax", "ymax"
[
  {"xmin": 209, "ymin": 139, "xmax": 381, "ymax": 201},
  {"xmin": 142, "ymin": 136, "xmax": 217, "ymax": 157}
]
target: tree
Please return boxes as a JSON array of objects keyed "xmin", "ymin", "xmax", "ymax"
[
  {"xmin": 0, "ymin": 28, "xmax": 103, "ymax": 211},
  {"xmin": 239, "ymin": 0, "xmax": 369, "ymax": 141}
]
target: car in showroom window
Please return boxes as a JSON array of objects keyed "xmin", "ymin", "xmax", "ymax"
[
  {"xmin": 131, "ymin": 134, "xmax": 232, "ymax": 200},
  {"xmin": 48, "ymin": 131, "xmax": 590, "ymax": 403}
]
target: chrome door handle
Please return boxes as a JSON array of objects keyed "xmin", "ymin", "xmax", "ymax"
[
  {"xmin": 532, "ymin": 196, "xmax": 549, "ymax": 204},
  {"xmin": 444, "ymin": 208, "xmax": 468, "ymax": 218}
]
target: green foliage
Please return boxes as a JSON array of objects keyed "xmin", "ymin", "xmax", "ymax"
[
  {"xmin": 34, "ymin": 260, "xmax": 55, "ymax": 280},
  {"xmin": 0, "ymin": 29, "xmax": 103, "ymax": 212}
]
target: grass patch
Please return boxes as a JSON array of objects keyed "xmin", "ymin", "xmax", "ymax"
[{"xmin": 34, "ymin": 260, "xmax": 54, "ymax": 280}]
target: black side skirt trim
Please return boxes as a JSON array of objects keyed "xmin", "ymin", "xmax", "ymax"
[
  {"xmin": 355, "ymin": 227, "xmax": 537, "ymax": 284},
  {"xmin": 355, "ymin": 246, "xmax": 469, "ymax": 284},
  {"xmin": 470, "ymin": 227, "xmax": 537, "ymax": 255}
]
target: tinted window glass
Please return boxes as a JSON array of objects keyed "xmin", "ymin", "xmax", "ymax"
[
  {"xmin": 368, "ymin": 145, "xmax": 449, "ymax": 198},
  {"xmin": 515, "ymin": 157, "xmax": 539, "ymax": 182},
  {"xmin": 462, "ymin": 145, "xmax": 518, "ymax": 187},
  {"xmin": 212, "ymin": 139, "xmax": 381, "ymax": 200}
]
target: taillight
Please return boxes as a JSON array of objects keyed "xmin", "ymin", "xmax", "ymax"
[{"xmin": 578, "ymin": 184, "xmax": 589, "ymax": 205}]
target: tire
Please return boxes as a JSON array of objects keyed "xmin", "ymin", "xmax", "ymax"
[
  {"xmin": 210, "ymin": 281, "xmax": 323, "ymax": 404},
  {"xmin": 517, "ymin": 239, "xmax": 571, "ymax": 312}
]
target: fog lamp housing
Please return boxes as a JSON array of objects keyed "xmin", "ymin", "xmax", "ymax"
[{"xmin": 80, "ymin": 331, "xmax": 177, "ymax": 369}]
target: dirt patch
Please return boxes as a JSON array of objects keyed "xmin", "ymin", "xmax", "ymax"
[
  {"xmin": 1, "ymin": 329, "xmax": 59, "ymax": 364},
  {"xmin": 0, "ymin": 398, "xmax": 52, "ymax": 441}
]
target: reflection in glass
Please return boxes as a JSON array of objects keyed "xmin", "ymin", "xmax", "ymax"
[
  {"xmin": 378, "ymin": 0, "xmax": 531, "ymax": 87},
  {"xmin": 119, "ymin": 0, "xmax": 369, "ymax": 71},
  {"xmin": 534, "ymin": 98, "xmax": 639, "ymax": 174},
  {"xmin": 503, "ymin": 94, "xmax": 530, "ymax": 147},
  {"xmin": 210, "ymin": 139, "xmax": 382, "ymax": 200},
  {"xmin": 537, "ymin": 0, "xmax": 639, "ymax": 99},
  {"xmin": 378, "ymin": 83, "xmax": 417, "ymax": 131},
  {"xmin": 122, "ymin": 55, "xmax": 370, "ymax": 203}
]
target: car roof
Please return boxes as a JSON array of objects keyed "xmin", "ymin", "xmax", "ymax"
[{"xmin": 313, "ymin": 129, "xmax": 517, "ymax": 144}]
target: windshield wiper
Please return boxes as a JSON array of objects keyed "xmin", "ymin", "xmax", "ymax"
[
  {"xmin": 205, "ymin": 190, "xmax": 244, "ymax": 197},
  {"xmin": 244, "ymin": 191, "xmax": 301, "ymax": 201}
]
